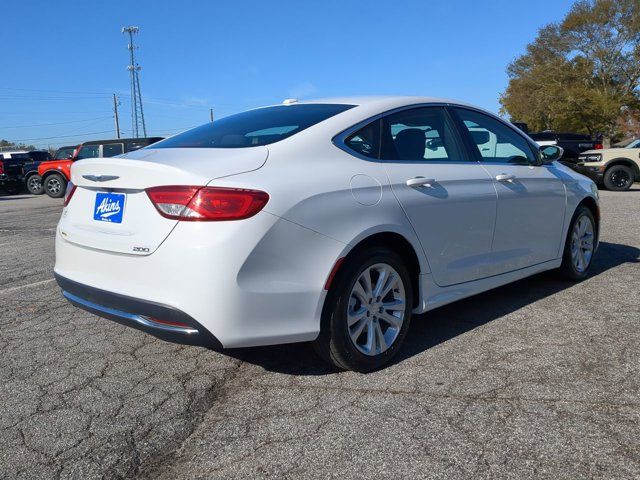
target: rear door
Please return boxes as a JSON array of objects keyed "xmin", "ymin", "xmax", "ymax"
[
  {"xmin": 379, "ymin": 106, "xmax": 498, "ymax": 286},
  {"xmin": 451, "ymin": 107, "xmax": 566, "ymax": 274}
]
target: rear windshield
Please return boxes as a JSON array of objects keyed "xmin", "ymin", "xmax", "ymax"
[{"xmin": 152, "ymin": 104, "xmax": 354, "ymax": 149}]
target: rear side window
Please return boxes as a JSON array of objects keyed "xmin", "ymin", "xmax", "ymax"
[
  {"xmin": 345, "ymin": 120, "xmax": 381, "ymax": 159},
  {"xmin": 76, "ymin": 145, "xmax": 100, "ymax": 160},
  {"xmin": 529, "ymin": 133, "xmax": 556, "ymax": 141},
  {"xmin": 103, "ymin": 143, "xmax": 124, "ymax": 157},
  {"xmin": 558, "ymin": 133, "xmax": 591, "ymax": 141},
  {"xmin": 127, "ymin": 141, "xmax": 149, "ymax": 151},
  {"xmin": 28, "ymin": 151, "xmax": 51, "ymax": 162},
  {"xmin": 152, "ymin": 104, "xmax": 354, "ymax": 149},
  {"xmin": 380, "ymin": 107, "xmax": 464, "ymax": 162}
]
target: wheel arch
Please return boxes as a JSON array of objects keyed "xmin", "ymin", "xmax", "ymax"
[
  {"xmin": 330, "ymin": 230, "xmax": 426, "ymax": 309},
  {"xmin": 605, "ymin": 157, "xmax": 640, "ymax": 178},
  {"xmin": 41, "ymin": 169, "xmax": 64, "ymax": 180},
  {"xmin": 576, "ymin": 195, "xmax": 600, "ymax": 243}
]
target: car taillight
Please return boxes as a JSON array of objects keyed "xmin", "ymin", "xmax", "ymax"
[
  {"xmin": 594, "ymin": 143, "xmax": 603, "ymax": 149},
  {"xmin": 64, "ymin": 182, "xmax": 77, "ymax": 207},
  {"xmin": 145, "ymin": 186, "xmax": 269, "ymax": 221}
]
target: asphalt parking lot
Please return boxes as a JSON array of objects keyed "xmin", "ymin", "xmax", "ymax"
[{"xmin": 1, "ymin": 189, "xmax": 639, "ymax": 479}]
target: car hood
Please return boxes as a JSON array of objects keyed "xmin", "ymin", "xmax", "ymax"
[{"xmin": 580, "ymin": 148, "xmax": 624, "ymax": 155}]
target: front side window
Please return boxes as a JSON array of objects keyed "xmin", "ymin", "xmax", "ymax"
[
  {"xmin": 626, "ymin": 139, "xmax": 640, "ymax": 149},
  {"xmin": 379, "ymin": 107, "xmax": 464, "ymax": 161},
  {"xmin": 453, "ymin": 108, "xmax": 536, "ymax": 165},
  {"xmin": 102, "ymin": 143, "xmax": 124, "ymax": 157},
  {"xmin": 54, "ymin": 147, "xmax": 75, "ymax": 160},
  {"xmin": 76, "ymin": 145, "xmax": 100, "ymax": 160},
  {"xmin": 152, "ymin": 104, "xmax": 354, "ymax": 149}
]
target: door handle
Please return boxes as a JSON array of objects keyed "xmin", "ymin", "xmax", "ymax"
[
  {"xmin": 406, "ymin": 177, "xmax": 436, "ymax": 187},
  {"xmin": 495, "ymin": 173, "xmax": 516, "ymax": 183}
]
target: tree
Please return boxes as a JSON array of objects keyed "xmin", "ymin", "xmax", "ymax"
[
  {"xmin": 0, "ymin": 139, "xmax": 37, "ymax": 151},
  {"xmin": 500, "ymin": 0, "xmax": 640, "ymax": 143}
]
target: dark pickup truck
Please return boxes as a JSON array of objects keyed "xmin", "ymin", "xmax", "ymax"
[
  {"xmin": 528, "ymin": 131, "xmax": 603, "ymax": 165},
  {"xmin": 0, "ymin": 150, "xmax": 51, "ymax": 195}
]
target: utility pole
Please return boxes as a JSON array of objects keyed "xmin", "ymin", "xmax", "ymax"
[
  {"xmin": 210, "ymin": 108, "xmax": 214, "ymax": 122},
  {"xmin": 113, "ymin": 94, "xmax": 121, "ymax": 139},
  {"xmin": 122, "ymin": 26, "xmax": 147, "ymax": 138}
]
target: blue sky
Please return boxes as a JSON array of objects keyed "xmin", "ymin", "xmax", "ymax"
[{"xmin": 1, "ymin": 0, "xmax": 575, "ymax": 149}]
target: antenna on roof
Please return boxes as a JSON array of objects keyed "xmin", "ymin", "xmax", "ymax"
[{"xmin": 282, "ymin": 98, "xmax": 298, "ymax": 105}]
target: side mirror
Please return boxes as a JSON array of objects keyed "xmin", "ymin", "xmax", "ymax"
[{"xmin": 540, "ymin": 145, "xmax": 563, "ymax": 163}]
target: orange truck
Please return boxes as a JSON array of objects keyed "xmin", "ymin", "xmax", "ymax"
[{"xmin": 38, "ymin": 137, "xmax": 163, "ymax": 197}]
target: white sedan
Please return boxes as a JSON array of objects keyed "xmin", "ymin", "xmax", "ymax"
[{"xmin": 55, "ymin": 96, "xmax": 599, "ymax": 371}]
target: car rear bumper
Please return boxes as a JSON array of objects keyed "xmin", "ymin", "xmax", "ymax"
[
  {"xmin": 54, "ymin": 211, "xmax": 345, "ymax": 348},
  {"xmin": 56, "ymin": 273, "xmax": 223, "ymax": 349}
]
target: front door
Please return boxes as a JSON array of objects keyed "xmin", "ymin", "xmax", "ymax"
[
  {"xmin": 380, "ymin": 106, "xmax": 498, "ymax": 286},
  {"xmin": 451, "ymin": 107, "xmax": 566, "ymax": 274}
]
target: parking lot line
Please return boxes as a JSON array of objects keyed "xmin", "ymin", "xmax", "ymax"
[{"xmin": 0, "ymin": 278, "xmax": 54, "ymax": 295}]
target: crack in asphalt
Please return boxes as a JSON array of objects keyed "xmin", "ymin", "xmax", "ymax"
[{"xmin": 1, "ymin": 192, "xmax": 639, "ymax": 479}]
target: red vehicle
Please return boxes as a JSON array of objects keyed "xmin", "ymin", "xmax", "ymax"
[{"xmin": 38, "ymin": 137, "xmax": 162, "ymax": 198}]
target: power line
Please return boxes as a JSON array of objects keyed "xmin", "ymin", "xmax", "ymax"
[
  {"xmin": 14, "ymin": 123, "xmax": 197, "ymax": 142},
  {"xmin": 12, "ymin": 130, "xmax": 117, "ymax": 142},
  {"xmin": 0, "ymin": 87, "xmax": 113, "ymax": 95},
  {"xmin": 0, "ymin": 94, "xmax": 112, "ymax": 100},
  {"xmin": 0, "ymin": 116, "xmax": 113, "ymax": 129}
]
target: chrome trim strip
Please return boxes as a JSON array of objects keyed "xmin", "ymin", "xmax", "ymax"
[{"xmin": 62, "ymin": 290, "xmax": 199, "ymax": 335}]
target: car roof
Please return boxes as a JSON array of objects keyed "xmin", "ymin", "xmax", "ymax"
[
  {"xmin": 241, "ymin": 95, "xmax": 526, "ymax": 151},
  {"xmin": 301, "ymin": 95, "xmax": 463, "ymax": 104},
  {"xmin": 0, "ymin": 150, "xmax": 30, "ymax": 155},
  {"xmin": 257, "ymin": 96, "xmax": 490, "ymax": 134},
  {"xmin": 289, "ymin": 95, "xmax": 477, "ymax": 109},
  {"xmin": 81, "ymin": 137, "xmax": 163, "ymax": 146}
]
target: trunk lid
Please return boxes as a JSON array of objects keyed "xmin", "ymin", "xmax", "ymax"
[{"xmin": 59, "ymin": 147, "xmax": 268, "ymax": 255}]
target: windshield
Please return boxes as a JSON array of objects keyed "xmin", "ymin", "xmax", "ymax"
[
  {"xmin": 625, "ymin": 139, "xmax": 640, "ymax": 148},
  {"xmin": 151, "ymin": 104, "xmax": 354, "ymax": 149}
]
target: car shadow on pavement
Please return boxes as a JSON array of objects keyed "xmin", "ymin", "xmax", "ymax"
[
  {"xmin": 0, "ymin": 195, "xmax": 35, "ymax": 201},
  {"xmin": 225, "ymin": 241, "xmax": 640, "ymax": 375}
]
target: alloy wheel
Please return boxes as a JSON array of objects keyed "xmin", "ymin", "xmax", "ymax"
[
  {"xmin": 347, "ymin": 263, "xmax": 406, "ymax": 356},
  {"xmin": 28, "ymin": 177, "xmax": 43, "ymax": 193},
  {"xmin": 47, "ymin": 178, "xmax": 62, "ymax": 195},
  {"xmin": 610, "ymin": 170, "xmax": 631, "ymax": 189},
  {"xmin": 570, "ymin": 214, "xmax": 594, "ymax": 273}
]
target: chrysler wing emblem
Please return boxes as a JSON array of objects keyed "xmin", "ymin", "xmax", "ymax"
[{"xmin": 82, "ymin": 175, "xmax": 120, "ymax": 182}]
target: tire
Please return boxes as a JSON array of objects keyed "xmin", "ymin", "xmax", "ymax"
[
  {"xmin": 558, "ymin": 205, "xmax": 596, "ymax": 281},
  {"xmin": 26, "ymin": 174, "xmax": 44, "ymax": 195},
  {"xmin": 44, "ymin": 173, "xmax": 67, "ymax": 198},
  {"xmin": 313, "ymin": 247, "xmax": 413, "ymax": 372},
  {"xmin": 603, "ymin": 164, "xmax": 634, "ymax": 191}
]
